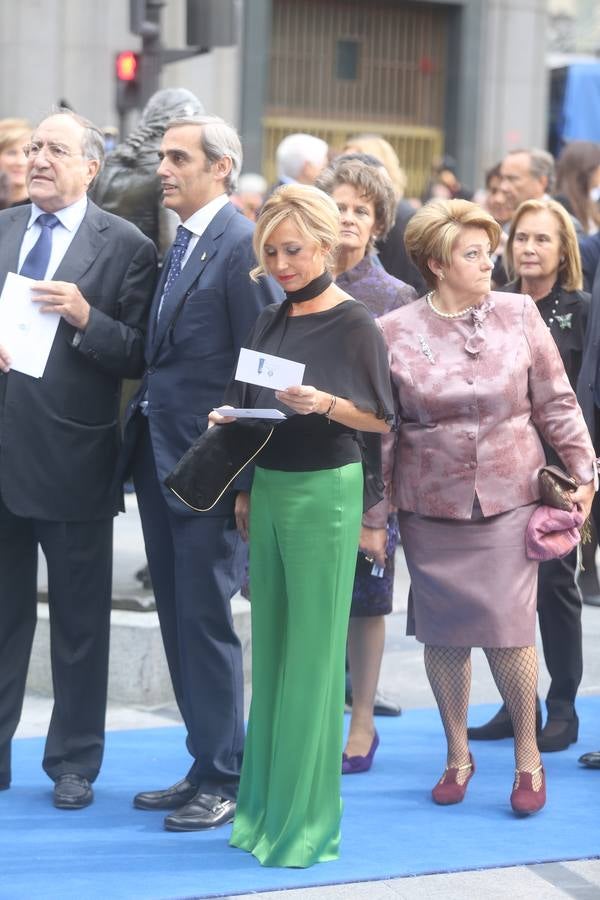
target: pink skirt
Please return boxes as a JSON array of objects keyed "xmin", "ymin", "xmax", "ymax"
[{"xmin": 398, "ymin": 503, "xmax": 538, "ymax": 648}]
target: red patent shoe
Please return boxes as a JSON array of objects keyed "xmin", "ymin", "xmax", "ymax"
[
  {"xmin": 432, "ymin": 753, "xmax": 475, "ymax": 805},
  {"xmin": 510, "ymin": 764, "xmax": 546, "ymax": 815}
]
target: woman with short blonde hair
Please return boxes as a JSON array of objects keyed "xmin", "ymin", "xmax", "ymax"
[
  {"xmin": 251, "ymin": 183, "xmax": 339, "ymax": 280},
  {"xmin": 367, "ymin": 197, "xmax": 595, "ymax": 816},
  {"xmin": 404, "ymin": 199, "xmax": 502, "ymax": 288},
  {"xmin": 212, "ymin": 183, "xmax": 394, "ymax": 867}
]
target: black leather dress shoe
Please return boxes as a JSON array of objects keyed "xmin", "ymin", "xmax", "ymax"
[
  {"xmin": 578, "ymin": 750, "xmax": 600, "ymax": 768},
  {"xmin": 537, "ymin": 713, "xmax": 578, "ymax": 752},
  {"xmin": 467, "ymin": 701, "xmax": 542, "ymax": 741},
  {"xmin": 164, "ymin": 792, "xmax": 236, "ymax": 831},
  {"xmin": 133, "ymin": 777, "xmax": 198, "ymax": 810},
  {"xmin": 53, "ymin": 774, "xmax": 93, "ymax": 809}
]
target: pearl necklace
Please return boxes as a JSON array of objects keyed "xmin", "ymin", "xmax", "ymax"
[{"xmin": 426, "ymin": 292, "xmax": 475, "ymax": 319}]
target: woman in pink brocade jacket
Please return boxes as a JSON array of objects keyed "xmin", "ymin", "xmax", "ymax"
[{"xmin": 366, "ymin": 199, "xmax": 596, "ymax": 816}]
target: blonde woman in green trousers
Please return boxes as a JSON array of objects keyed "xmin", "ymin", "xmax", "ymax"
[{"xmin": 210, "ymin": 184, "xmax": 394, "ymax": 867}]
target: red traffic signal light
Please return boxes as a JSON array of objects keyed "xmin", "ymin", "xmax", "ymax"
[{"xmin": 116, "ymin": 51, "xmax": 139, "ymax": 82}]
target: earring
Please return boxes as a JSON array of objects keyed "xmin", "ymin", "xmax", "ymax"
[{"xmin": 438, "ymin": 272, "xmax": 445, "ymax": 281}]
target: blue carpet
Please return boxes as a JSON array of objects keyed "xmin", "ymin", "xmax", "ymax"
[{"xmin": 2, "ymin": 698, "xmax": 600, "ymax": 899}]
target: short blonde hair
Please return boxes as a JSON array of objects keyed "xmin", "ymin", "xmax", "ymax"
[
  {"xmin": 0, "ymin": 118, "xmax": 30, "ymax": 155},
  {"xmin": 404, "ymin": 198, "xmax": 501, "ymax": 289},
  {"xmin": 343, "ymin": 134, "xmax": 406, "ymax": 198},
  {"xmin": 505, "ymin": 198, "xmax": 582, "ymax": 292},
  {"xmin": 251, "ymin": 184, "xmax": 340, "ymax": 281}
]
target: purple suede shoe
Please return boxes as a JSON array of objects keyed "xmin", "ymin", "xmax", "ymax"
[{"xmin": 342, "ymin": 731, "xmax": 380, "ymax": 774}]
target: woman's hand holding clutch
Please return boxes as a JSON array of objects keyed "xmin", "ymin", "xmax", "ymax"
[
  {"xmin": 208, "ymin": 405, "xmax": 238, "ymax": 428},
  {"xmin": 572, "ymin": 480, "xmax": 595, "ymax": 519},
  {"xmin": 359, "ymin": 526, "xmax": 386, "ymax": 568}
]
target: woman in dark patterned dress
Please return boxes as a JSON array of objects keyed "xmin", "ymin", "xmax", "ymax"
[{"xmin": 317, "ymin": 158, "xmax": 417, "ymax": 772}]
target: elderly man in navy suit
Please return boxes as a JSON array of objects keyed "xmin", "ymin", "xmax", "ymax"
[
  {"xmin": 125, "ymin": 115, "xmax": 281, "ymax": 830},
  {"xmin": 0, "ymin": 111, "xmax": 157, "ymax": 809}
]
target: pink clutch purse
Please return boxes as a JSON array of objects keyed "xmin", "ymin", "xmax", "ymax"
[{"xmin": 525, "ymin": 505, "xmax": 585, "ymax": 562}]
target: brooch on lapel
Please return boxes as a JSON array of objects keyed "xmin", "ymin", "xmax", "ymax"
[
  {"xmin": 554, "ymin": 313, "xmax": 572, "ymax": 330},
  {"xmin": 200, "ymin": 252, "xmax": 207, "ymax": 261},
  {"xmin": 418, "ymin": 333, "xmax": 435, "ymax": 365}
]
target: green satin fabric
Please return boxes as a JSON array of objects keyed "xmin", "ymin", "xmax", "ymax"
[{"xmin": 230, "ymin": 462, "xmax": 363, "ymax": 868}]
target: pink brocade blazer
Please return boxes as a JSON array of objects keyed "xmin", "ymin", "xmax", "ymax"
[{"xmin": 365, "ymin": 291, "xmax": 596, "ymax": 527}]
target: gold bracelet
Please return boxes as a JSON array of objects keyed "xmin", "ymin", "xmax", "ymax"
[{"xmin": 325, "ymin": 394, "xmax": 337, "ymax": 422}]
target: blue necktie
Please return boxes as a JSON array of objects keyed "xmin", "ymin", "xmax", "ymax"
[
  {"xmin": 157, "ymin": 225, "xmax": 192, "ymax": 320},
  {"xmin": 19, "ymin": 213, "xmax": 60, "ymax": 280}
]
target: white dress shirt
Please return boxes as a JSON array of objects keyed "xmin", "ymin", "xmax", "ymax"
[
  {"xmin": 18, "ymin": 195, "xmax": 88, "ymax": 278},
  {"xmin": 179, "ymin": 193, "xmax": 230, "ymax": 269}
]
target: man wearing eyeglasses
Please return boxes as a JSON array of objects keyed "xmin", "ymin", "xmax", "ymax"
[{"xmin": 0, "ymin": 111, "xmax": 157, "ymax": 809}]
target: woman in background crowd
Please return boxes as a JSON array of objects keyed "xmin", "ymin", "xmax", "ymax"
[
  {"xmin": 469, "ymin": 198, "xmax": 590, "ymax": 752},
  {"xmin": 343, "ymin": 133, "xmax": 427, "ymax": 294},
  {"xmin": 317, "ymin": 157, "xmax": 416, "ymax": 773},
  {"xmin": 0, "ymin": 118, "xmax": 30, "ymax": 209},
  {"xmin": 367, "ymin": 198, "xmax": 595, "ymax": 815},
  {"xmin": 555, "ymin": 140, "xmax": 600, "ymax": 236}
]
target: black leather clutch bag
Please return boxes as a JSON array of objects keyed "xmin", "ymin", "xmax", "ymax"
[{"xmin": 164, "ymin": 420, "xmax": 274, "ymax": 512}]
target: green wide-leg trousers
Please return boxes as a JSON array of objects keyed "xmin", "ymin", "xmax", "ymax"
[{"xmin": 230, "ymin": 462, "xmax": 363, "ymax": 868}]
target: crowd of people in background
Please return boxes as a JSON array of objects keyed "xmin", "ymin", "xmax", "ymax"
[{"xmin": 1, "ymin": 93, "xmax": 600, "ymax": 870}]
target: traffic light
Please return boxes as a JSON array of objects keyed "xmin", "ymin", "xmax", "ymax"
[{"xmin": 115, "ymin": 51, "xmax": 141, "ymax": 113}]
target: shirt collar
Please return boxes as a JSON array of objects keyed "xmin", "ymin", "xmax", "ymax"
[
  {"xmin": 27, "ymin": 195, "xmax": 88, "ymax": 232},
  {"xmin": 182, "ymin": 193, "xmax": 229, "ymax": 237}
]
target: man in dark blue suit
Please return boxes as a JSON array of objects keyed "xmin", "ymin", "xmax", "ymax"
[{"xmin": 124, "ymin": 115, "xmax": 281, "ymax": 830}]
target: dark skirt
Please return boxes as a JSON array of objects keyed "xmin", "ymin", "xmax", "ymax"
[{"xmin": 399, "ymin": 503, "xmax": 538, "ymax": 647}]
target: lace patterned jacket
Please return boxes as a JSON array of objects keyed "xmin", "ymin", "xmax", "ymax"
[{"xmin": 365, "ymin": 291, "xmax": 596, "ymax": 526}]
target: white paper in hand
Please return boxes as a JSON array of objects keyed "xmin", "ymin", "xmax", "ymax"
[
  {"xmin": 235, "ymin": 347, "xmax": 305, "ymax": 391},
  {"xmin": 0, "ymin": 272, "xmax": 61, "ymax": 378},
  {"xmin": 213, "ymin": 407, "xmax": 287, "ymax": 420}
]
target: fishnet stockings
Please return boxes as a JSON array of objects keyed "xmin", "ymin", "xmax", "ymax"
[
  {"xmin": 424, "ymin": 646, "xmax": 472, "ymax": 784},
  {"xmin": 484, "ymin": 646, "xmax": 543, "ymax": 790}
]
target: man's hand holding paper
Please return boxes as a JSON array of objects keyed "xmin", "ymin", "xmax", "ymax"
[{"xmin": 31, "ymin": 279, "xmax": 91, "ymax": 330}]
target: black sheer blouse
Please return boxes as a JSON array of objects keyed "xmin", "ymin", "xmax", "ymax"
[{"xmin": 224, "ymin": 298, "xmax": 394, "ymax": 472}]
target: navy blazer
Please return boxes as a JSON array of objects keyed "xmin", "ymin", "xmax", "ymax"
[
  {"xmin": 125, "ymin": 201, "xmax": 282, "ymax": 514},
  {"xmin": 0, "ymin": 200, "xmax": 158, "ymax": 521}
]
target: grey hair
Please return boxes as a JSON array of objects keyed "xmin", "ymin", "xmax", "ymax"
[
  {"xmin": 165, "ymin": 114, "xmax": 242, "ymax": 193},
  {"xmin": 276, "ymin": 133, "xmax": 329, "ymax": 181},
  {"xmin": 507, "ymin": 147, "xmax": 555, "ymax": 193},
  {"xmin": 44, "ymin": 107, "xmax": 105, "ymax": 177}
]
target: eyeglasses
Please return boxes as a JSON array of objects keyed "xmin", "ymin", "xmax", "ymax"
[{"xmin": 23, "ymin": 141, "xmax": 81, "ymax": 161}]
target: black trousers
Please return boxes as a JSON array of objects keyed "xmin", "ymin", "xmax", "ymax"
[
  {"xmin": 0, "ymin": 491, "xmax": 112, "ymax": 786},
  {"xmin": 537, "ymin": 547, "xmax": 582, "ymax": 714},
  {"xmin": 133, "ymin": 420, "xmax": 245, "ymax": 800}
]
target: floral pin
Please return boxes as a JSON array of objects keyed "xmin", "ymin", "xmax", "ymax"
[
  {"xmin": 555, "ymin": 313, "xmax": 573, "ymax": 330},
  {"xmin": 418, "ymin": 333, "xmax": 435, "ymax": 365}
]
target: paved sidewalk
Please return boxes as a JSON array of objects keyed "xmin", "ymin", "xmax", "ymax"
[{"xmin": 18, "ymin": 500, "xmax": 600, "ymax": 899}]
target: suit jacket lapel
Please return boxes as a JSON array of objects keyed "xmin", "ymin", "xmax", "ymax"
[
  {"xmin": 52, "ymin": 201, "xmax": 109, "ymax": 284},
  {"xmin": 0, "ymin": 206, "xmax": 30, "ymax": 287},
  {"xmin": 150, "ymin": 202, "xmax": 237, "ymax": 355}
]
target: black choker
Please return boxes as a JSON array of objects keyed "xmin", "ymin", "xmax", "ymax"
[{"xmin": 285, "ymin": 271, "xmax": 332, "ymax": 303}]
